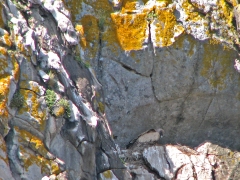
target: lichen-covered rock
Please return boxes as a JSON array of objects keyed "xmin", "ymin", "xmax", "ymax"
[
  {"xmin": 0, "ymin": 0, "xmax": 127, "ymax": 179},
  {"xmin": 1, "ymin": 0, "xmax": 240, "ymax": 179},
  {"xmin": 122, "ymin": 142, "xmax": 240, "ymax": 180}
]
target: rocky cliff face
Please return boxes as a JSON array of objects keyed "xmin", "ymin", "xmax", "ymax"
[{"xmin": 1, "ymin": 0, "xmax": 240, "ymax": 179}]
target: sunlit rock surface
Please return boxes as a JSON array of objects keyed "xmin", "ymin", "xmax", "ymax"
[{"xmin": 1, "ymin": 0, "xmax": 240, "ymax": 179}]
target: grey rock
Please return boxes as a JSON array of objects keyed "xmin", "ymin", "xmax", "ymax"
[
  {"xmin": 0, "ymin": 136, "xmax": 15, "ymax": 180},
  {"xmin": 130, "ymin": 167, "xmax": 155, "ymax": 180},
  {"xmin": 103, "ymin": 34, "xmax": 240, "ymax": 151},
  {"xmin": 96, "ymin": 150, "xmax": 110, "ymax": 173},
  {"xmin": 78, "ymin": 141, "xmax": 96, "ymax": 177},
  {"xmin": 143, "ymin": 146, "xmax": 172, "ymax": 179},
  {"xmin": 102, "ymin": 58, "xmax": 156, "ymax": 147}
]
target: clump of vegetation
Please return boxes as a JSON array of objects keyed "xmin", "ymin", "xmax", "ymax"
[
  {"xmin": 75, "ymin": 55, "xmax": 81, "ymax": 62},
  {"xmin": 147, "ymin": 11, "xmax": 158, "ymax": 22},
  {"xmin": 57, "ymin": 99, "xmax": 71, "ymax": 118},
  {"xmin": 45, "ymin": 89, "xmax": 71, "ymax": 118},
  {"xmin": 12, "ymin": 0, "xmax": 26, "ymax": 11},
  {"xmin": 45, "ymin": 89, "xmax": 57, "ymax": 114},
  {"xmin": 47, "ymin": 70, "xmax": 58, "ymax": 89},
  {"xmin": 10, "ymin": 92, "xmax": 24, "ymax": 109}
]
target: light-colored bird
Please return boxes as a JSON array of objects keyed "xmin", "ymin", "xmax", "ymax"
[{"xmin": 126, "ymin": 128, "xmax": 164, "ymax": 148}]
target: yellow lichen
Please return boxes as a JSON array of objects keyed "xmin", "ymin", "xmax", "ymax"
[
  {"xmin": 19, "ymin": 145, "xmax": 60, "ymax": 174},
  {"xmin": 75, "ymin": 24, "xmax": 87, "ymax": 48},
  {"xmin": 201, "ymin": 41, "xmax": 237, "ymax": 90},
  {"xmin": 98, "ymin": 102, "xmax": 105, "ymax": 113},
  {"xmin": 231, "ymin": 0, "xmax": 238, "ymax": 6},
  {"xmin": 0, "ymin": 3, "xmax": 4, "ymax": 28},
  {"xmin": 111, "ymin": 13, "xmax": 148, "ymax": 51},
  {"xmin": 12, "ymin": 57, "xmax": 20, "ymax": 81},
  {"xmin": 16, "ymin": 127, "xmax": 48, "ymax": 156},
  {"xmin": 0, "ymin": 56, "xmax": 10, "ymax": 118},
  {"xmin": 218, "ymin": 0, "xmax": 233, "ymax": 26},
  {"xmin": 0, "ymin": 136, "xmax": 9, "ymax": 165},
  {"xmin": 19, "ymin": 82, "xmax": 47, "ymax": 131},
  {"xmin": 121, "ymin": 0, "xmax": 137, "ymax": 14},
  {"xmin": 182, "ymin": 0, "xmax": 202, "ymax": 22},
  {"xmin": 79, "ymin": 15, "xmax": 100, "ymax": 59},
  {"xmin": 103, "ymin": 170, "xmax": 112, "ymax": 179},
  {"xmin": 154, "ymin": 8, "xmax": 177, "ymax": 47},
  {"xmin": 0, "ymin": 47, "xmax": 7, "ymax": 56},
  {"xmin": 3, "ymin": 33, "xmax": 12, "ymax": 47},
  {"xmin": 54, "ymin": 106, "xmax": 65, "ymax": 117}
]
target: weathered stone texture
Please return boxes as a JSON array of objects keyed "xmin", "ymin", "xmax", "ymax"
[{"xmin": 1, "ymin": 0, "xmax": 240, "ymax": 179}]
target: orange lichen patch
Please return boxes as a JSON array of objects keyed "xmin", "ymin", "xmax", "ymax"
[
  {"xmin": 0, "ymin": 136, "xmax": 9, "ymax": 164},
  {"xmin": 54, "ymin": 106, "xmax": 65, "ymax": 117},
  {"xmin": 182, "ymin": 0, "xmax": 202, "ymax": 22},
  {"xmin": 3, "ymin": 33, "xmax": 12, "ymax": 47},
  {"xmin": 12, "ymin": 57, "xmax": 20, "ymax": 81},
  {"xmin": 231, "ymin": 0, "xmax": 238, "ymax": 6},
  {"xmin": 0, "ymin": 3, "xmax": 4, "ymax": 28},
  {"xmin": 121, "ymin": 0, "xmax": 138, "ymax": 13},
  {"xmin": 0, "ymin": 54, "xmax": 10, "ymax": 118},
  {"xmin": 218, "ymin": 0, "xmax": 234, "ymax": 26},
  {"xmin": 19, "ymin": 82, "xmax": 47, "ymax": 131},
  {"xmin": 111, "ymin": 13, "xmax": 148, "ymax": 51},
  {"xmin": 201, "ymin": 41, "xmax": 237, "ymax": 90},
  {"xmin": 0, "ymin": 46, "xmax": 7, "ymax": 56},
  {"xmin": 19, "ymin": 145, "xmax": 61, "ymax": 174},
  {"xmin": 154, "ymin": 8, "xmax": 177, "ymax": 47},
  {"xmin": 75, "ymin": 24, "xmax": 84, "ymax": 35},
  {"xmin": 16, "ymin": 127, "xmax": 49, "ymax": 156},
  {"xmin": 80, "ymin": 15, "xmax": 100, "ymax": 58},
  {"xmin": 75, "ymin": 24, "xmax": 87, "ymax": 48}
]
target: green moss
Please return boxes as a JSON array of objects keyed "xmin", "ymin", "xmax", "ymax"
[
  {"xmin": 147, "ymin": 10, "xmax": 158, "ymax": 22},
  {"xmin": 45, "ymin": 89, "xmax": 57, "ymax": 114}
]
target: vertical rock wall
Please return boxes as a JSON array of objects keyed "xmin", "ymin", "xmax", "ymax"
[
  {"xmin": 65, "ymin": 0, "xmax": 240, "ymax": 150},
  {"xmin": 0, "ymin": 0, "xmax": 128, "ymax": 179},
  {"xmin": 1, "ymin": 0, "xmax": 240, "ymax": 179}
]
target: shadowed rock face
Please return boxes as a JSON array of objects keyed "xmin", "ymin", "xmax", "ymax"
[{"xmin": 103, "ymin": 35, "xmax": 240, "ymax": 150}]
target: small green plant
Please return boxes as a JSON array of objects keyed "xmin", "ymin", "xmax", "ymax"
[
  {"xmin": 75, "ymin": 56, "xmax": 82, "ymax": 62},
  {"xmin": 10, "ymin": 92, "xmax": 24, "ymax": 109},
  {"xmin": 57, "ymin": 98, "xmax": 71, "ymax": 118},
  {"xmin": 7, "ymin": 21, "xmax": 14, "ymax": 30},
  {"xmin": 147, "ymin": 11, "xmax": 158, "ymax": 22},
  {"xmin": 45, "ymin": 89, "xmax": 56, "ymax": 114},
  {"xmin": 12, "ymin": 0, "xmax": 26, "ymax": 11},
  {"xmin": 75, "ymin": 56, "xmax": 91, "ymax": 68},
  {"xmin": 47, "ymin": 70, "xmax": 58, "ymax": 89}
]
